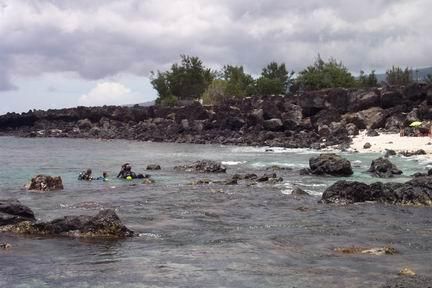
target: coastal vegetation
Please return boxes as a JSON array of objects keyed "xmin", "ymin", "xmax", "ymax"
[{"xmin": 151, "ymin": 55, "xmax": 420, "ymax": 106}]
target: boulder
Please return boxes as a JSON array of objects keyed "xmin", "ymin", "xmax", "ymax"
[
  {"xmin": 346, "ymin": 123, "xmax": 359, "ymax": 136},
  {"xmin": 1, "ymin": 209, "xmax": 134, "ymax": 238},
  {"xmin": 347, "ymin": 90, "xmax": 380, "ymax": 112},
  {"xmin": 263, "ymin": 118, "xmax": 284, "ymax": 131},
  {"xmin": 342, "ymin": 112, "xmax": 367, "ymax": 129},
  {"xmin": 320, "ymin": 177, "xmax": 432, "ymax": 205},
  {"xmin": 366, "ymin": 129, "xmax": 380, "ymax": 137},
  {"xmin": 363, "ymin": 142, "xmax": 371, "ymax": 149},
  {"xmin": 77, "ymin": 118, "xmax": 92, "ymax": 130},
  {"xmin": 367, "ymin": 157, "xmax": 403, "ymax": 178},
  {"xmin": 257, "ymin": 173, "xmax": 283, "ymax": 183},
  {"xmin": 359, "ymin": 107, "xmax": 387, "ymax": 129},
  {"xmin": 291, "ymin": 187, "xmax": 310, "ymax": 196},
  {"xmin": 309, "ymin": 153, "xmax": 353, "ymax": 176},
  {"xmin": 384, "ymin": 149, "xmax": 397, "ymax": 158},
  {"xmin": 385, "ymin": 115, "xmax": 405, "ymax": 132},
  {"xmin": 0, "ymin": 199, "xmax": 36, "ymax": 226},
  {"xmin": 381, "ymin": 91, "xmax": 404, "ymax": 109},
  {"xmin": 27, "ymin": 175, "xmax": 64, "ymax": 191},
  {"xmin": 399, "ymin": 149, "xmax": 427, "ymax": 157},
  {"xmin": 146, "ymin": 164, "xmax": 161, "ymax": 170},
  {"xmin": 174, "ymin": 160, "xmax": 227, "ymax": 173}
]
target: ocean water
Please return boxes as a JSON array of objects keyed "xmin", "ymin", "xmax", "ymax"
[{"xmin": 0, "ymin": 136, "xmax": 432, "ymax": 287}]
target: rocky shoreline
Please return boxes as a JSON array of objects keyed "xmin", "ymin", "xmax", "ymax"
[{"xmin": 1, "ymin": 84, "xmax": 431, "ymax": 148}]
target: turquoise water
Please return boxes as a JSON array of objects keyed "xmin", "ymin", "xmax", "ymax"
[{"xmin": 0, "ymin": 137, "xmax": 431, "ymax": 287}]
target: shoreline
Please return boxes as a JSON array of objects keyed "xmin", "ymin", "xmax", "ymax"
[{"xmin": 350, "ymin": 130, "xmax": 432, "ymax": 154}]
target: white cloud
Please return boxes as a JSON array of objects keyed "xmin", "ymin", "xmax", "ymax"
[
  {"xmin": 78, "ymin": 82, "xmax": 142, "ymax": 107},
  {"xmin": 0, "ymin": 0, "xmax": 431, "ymax": 93}
]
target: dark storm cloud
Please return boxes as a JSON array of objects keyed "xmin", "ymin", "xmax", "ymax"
[{"xmin": 0, "ymin": 0, "xmax": 431, "ymax": 90}]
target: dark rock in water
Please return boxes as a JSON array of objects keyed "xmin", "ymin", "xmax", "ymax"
[
  {"xmin": 412, "ymin": 172, "xmax": 427, "ymax": 178},
  {"xmin": 142, "ymin": 178, "xmax": 155, "ymax": 184},
  {"xmin": 174, "ymin": 160, "xmax": 227, "ymax": 173},
  {"xmin": 363, "ymin": 142, "xmax": 372, "ymax": 149},
  {"xmin": 0, "ymin": 242, "xmax": 12, "ymax": 249},
  {"xmin": 266, "ymin": 165, "xmax": 293, "ymax": 171},
  {"xmin": 308, "ymin": 153, "xmax": 353, "ymax": 176},
  {"xmin": 146, "ymin": 164, "xmax": 161, "ymax": 170},
  {"xmin": 190, "ymin": 179, "xmax": 212, "ymax": 185},
  {"xmin": 380, "ymin": 275, "xmax": 432, "ymax": 288},
  {"xmin": 223, "ymin": 178, "xmax": 238, "ymax": 185},
  {"xmin": 384, "ymin": 149, "xmax": 397, "ymax": 158},
  {"xmin": 320, "ymin": 181, "xmax": 372, "ymax": 204},
  {"xmin": 27, "ymin": 175, "xmax": 64, "ymax": 191},
  {"xmin": 299, "ymin": 168, "xmax": 312, "ymax": 175},
  {"xmin": 368, "ymin": 157, "xmax": 403, "ymax": 178},
  {"xmin": 321, "ymin": 177, "xmax": 432, "ymax": 205},
  {"xmin": 0, "ymin": 199, "xmax": 36, "ymax": 226},
  {"xmin": 1, "ymin": 209, "xmax": 134, "ymax": 238},
  {"xmin": 366, "ymin": 129, "xmax": 380, "ymax": 137},
  {"xmin": 291, "ymin": 187, "xmax": 310, "ymax": 196},
  {"xmin": 244, "ymin": 173, "xmax": 258, "ymax": 180},
  {"xmin": 257, "ymin": 173, "xmax": 283, "ymax": 183},
  {"xmin": 399, "ymin": 149, "xmax": 427, "ymax": 157}
]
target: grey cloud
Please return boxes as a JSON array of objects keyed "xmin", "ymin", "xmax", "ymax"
[{"xmin": 0, "ymin": 0, "xmax": 431, "ymax": 91}]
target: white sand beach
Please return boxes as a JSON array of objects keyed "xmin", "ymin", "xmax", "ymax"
[{"xmin": 350, "ymin": 130, "xmax": 432, "ymax": 154}]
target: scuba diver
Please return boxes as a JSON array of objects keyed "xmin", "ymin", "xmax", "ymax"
[
  {"xmin": 117, "ymin": 163, "xmax": 137, "ymax": 179},
  {"xmin": 117, "ymin": 163, "xmax": 145, "ymax": 180},
  {"xmin": 95, "ymin": 172, "xmax": 109, "ymax": 181},
  {"xmin": 78, "ymin": 169, "xmax": 93, "ymax": 181}
]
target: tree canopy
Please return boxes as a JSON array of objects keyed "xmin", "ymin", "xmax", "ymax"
[
  {"xmin": 385, "ymin": 66, "xmax": 413, "ymax": 86},
  {"xmin": 358, "ymin": 70, "xmax": 378, "ymax": 88},
  {"xmin": 257, "ymin": 62, "xmax": 294, "ymax": 95},
  {"xmin": 296, "ymin": 55, "xmax": 357, "ymax": 90},
  {"xmin": 151, "ymin": 55, "xmax": 214, "ymax": 105}
]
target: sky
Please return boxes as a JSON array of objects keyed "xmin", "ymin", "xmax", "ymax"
[{"xmin": 1, "ymin": 0, "xmax": 431, "ymax": 114}]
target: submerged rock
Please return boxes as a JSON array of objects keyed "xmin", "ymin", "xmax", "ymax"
[
  {"xmin": 0, "ymin": 242, "xmax": 12, "ymax": 249},
  {"xmin": 291, "ymin": 187, "xmax": 310, "ymax": 196},
  {"xmin": 368, "ymin": 157, "xmax": 403, "ymax": 178},
  {"xmin": 399, "ymin": 149, "xmax": 427, "ymax": 157},
  {"xmin": 146, "ymin": 164, "xmax": 161, "ymax": 170},
  {"xmin": 257, "ymin": 173, "xmax": 283, "ymax": 183},
  {"xmin": 174, "ymin": 160, "xmax": 227, "ymax": 173},
  {"xmin": 0, "ymin": 199, "xmax": 36, "ymax": 226},
  {"xmin": 384, "ymin": 149, "xmax": 397, "ymax": 158},
  {"xmin": 308, "ymin": 153, "xmax": 353, "ymax": 176},
  {"xmin": 334, "ymin": 246, "xmax": 397, "ymax": 256},
  {"xmin": 321, "ymin": 177, "xmax": 432, "ymax": 205},
  {"xmin": 0, "ymin": 203, "xmax": 133, "ymax": 238},
  {"xmin": 380, "ymin": 275, "xmax": 432, "ymax": 288},
  {"xmin": 27, "ymin": 175, "xmax": 64, "ymax": 191}
]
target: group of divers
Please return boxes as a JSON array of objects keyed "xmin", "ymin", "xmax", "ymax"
[{"xmin": 78, "ymin": 163, "xmax": 147, "ymax": 181}]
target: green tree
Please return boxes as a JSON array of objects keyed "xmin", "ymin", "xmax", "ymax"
[
  {"xmin": 385, "ymin": 66, "xmax": 413, "ymax": 86},
  {"xmin": 358, "ymin": 70, "xmax": 378, "ymax": 88},
  {"xmin": 256, "ymin": 62, "xmax": 294, "ymax": 95},
  {"xmin": 296, "ymin": 55, "xmax": 357, "ymax": 90},
  {"xmin": 202, "ymin": 79, "xmax": 228, "ymax": 105},
  {"xmin": 150, "ymin": 55, "xmax": 214, "ymax": 105},
  {"xmin": 222, "ymin": 65, "xmax": 256, "ymax": 97}
]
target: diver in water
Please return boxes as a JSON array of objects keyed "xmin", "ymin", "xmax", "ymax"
[
  {"xmin": 78, "ymin": 169, "xmax": 93, "ymax": 181},
  {"xmin": 95, "ymin": 172, "xmax": 108, "ymax": 181},
  {"xmin": 117, "ymin": 163, "xmax": 137, "ymax": 179}
]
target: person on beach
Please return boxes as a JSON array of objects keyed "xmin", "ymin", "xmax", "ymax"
[{"xmin": 78, "ymin": 168, "xmax": 93, "ymax": 181}]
